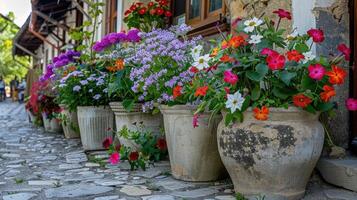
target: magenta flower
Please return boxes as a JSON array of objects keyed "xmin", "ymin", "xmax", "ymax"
[
  {"xmin": 261, "ymin": 48, "xmax": 278, "ymax": 57},
  {"xmin": 346, "ymin": 98, "xmax": 357, "ymax": 111},
  {"xmin": 337, "ymin": 44, "xmax": 351, "ymax": 61},
  {"xmin": 308, "ymin": 64, "xmax": 325, "ymax": 80},
  {"xmin": 102, "ymin": 136, "xmax": 112, "ymax": 149},
  {"xmin": 192, "ymin": 114, "xmax": 199, "ymax": 128},
  {"xmin": 109, "ymin": 152, "xmax": 120, "ymax": 164},
  {"xmin": 223, "ymin": 70, "xmax": 238, "ymax": 85},
  {"xmin": 307, "ymin": 29, "xmax": 325, "ymax": 43}
]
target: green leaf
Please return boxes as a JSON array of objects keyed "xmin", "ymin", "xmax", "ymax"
[
  {"xmin": 225, "ymin": 112, "xmax": 234, "ymax": 126},
  {"xmin": 246, "ymin": 71, "xmax": 263, "ymax": 82},
  {"xmin": 251, "ymin": 86, "xmax": 261, "ymax": 101},
  {"xmin": 280, "ymin": 71, "xmax": 297, "ymax": 85},
  {"xmin": 241, "ymin": 95, "xmax": 251, "ymax": 111},
  {"xmin": 295, "ymin": 43, "xmax": 309, "ymax": 53},
  {"xmin": 317, "ymin": 102, "xmax": 334, "ymax": 112},
  {"xmin": 301, "ymin": 75, "xmax": 316, "ymax": 90},
  {"xmin": 122, "ymin": 99, "xmax": 134, "ymax": 111},
  {"xmin": 272, "ymin": 87, "xmax": 289, "ymax": 99},
  {"xmin": 256, "ymin": 63, "xmax": 268, "ymax": 76},
  {"xmin": 305, "ymin": 105, "xmax": 316, "ymax": 114}
]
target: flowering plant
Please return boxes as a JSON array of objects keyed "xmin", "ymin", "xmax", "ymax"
[
  {"xmin": 104, "ymin": 126, "xmax": 167, "ymax": 171},
  {"xmin": 127, "ymin": 24, "xmax": 202, "ymax": 112},
  {"xmin": 124, "ymin": 0, "xmax": 172, "ymax": 32},
  {"xmin": 191, "ymin": 10, "xmax": 350, "ymax": 125}
]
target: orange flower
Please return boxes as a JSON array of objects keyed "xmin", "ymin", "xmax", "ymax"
[
  {"xmin": 220, "ymin": 55, "xmax": 233, "ymax": 63},
  {"xmin": 286, "ymin": 50, "xmax": 304, "ymax": 62},
  {"xmin": 253, "ymin": 106, "xmax": 269, "ymax": 121},
  {"xmin": 320, "ymin": 85, "xmax": 336, "ymax": 102},
  {"xmin": 106, "ymin": 59, "xmax": 125, "ymax": 72},
  {"xmin": 194, "ymin": 86, "xmax": 209, "ymax": 97},
  {"xmin": 229, "ymin": 35, "xmax": 246, "ymax": 48},
  {"xmin": 62, "ymin": 70, "xmax": 69, "ymax": 77},
  {"xmin": 210, "ymin": 47, "xmax": 219, "ymax": 57},
  {"xmin": 325, "ymin": 65, "xmax": 347, "ymax": 85},
  {"xmin": 221, "ymin": 40, "xmax": 229, "ymax": 49},
  {"xmin": 173, "ymin": 85, "xmax": 182, "ymax": 99},
  {"xmin": 293, "ymin": 94, "xmax": 312, "ymax": 108},
  {"xmin": 68, "ymin": 66, "xmax": 77, "ymax": 72}
]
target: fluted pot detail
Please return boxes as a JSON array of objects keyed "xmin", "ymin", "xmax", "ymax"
[
  {"xmin": 42, "ymin": 112, "xmax": 51, "ymax": 131},
  {"xmin": 61, "ymin": 108, "xmax": 80, "ymax": 139},
  {"xmin": 77, "ymin": 106, "xmax": 114, "ymax": 151},
  {"xmin": 217, "ymin": 108, "xmax": 324, "ymax": 200}
]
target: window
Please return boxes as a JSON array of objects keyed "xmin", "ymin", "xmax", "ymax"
[
  {"xmin": 172, "ymin": 0, "xmax": 227, "ymax": 36},
  {"xmin": 106, "ymin": 0, "xmax": 118, "ymax": 33}
]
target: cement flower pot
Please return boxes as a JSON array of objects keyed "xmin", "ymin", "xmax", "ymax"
[
  {"xmin": 77, "ymin": 106, "xmax": 114, "ymax": 151},
  {"xmin": 160, "ymin": 105, "xmax": 226, "ymax": 182},
  {"xmin": 109, "ymin": 102, "xmax": 163, "ymax": 150},
  {"xmin": 42, "ymin": 112, "xmax": 51, "ymax": 131},
  {"xmin": 49, "ymin": 118, "xmax": 63, "ymax": 133},
  {"xmin": 61, "ymin": 108, "xmax": 80, "ymax": 139},
  {"xmin": 27, "ymin": 110, "xmax": 36, "ymax": 123},
  {"xmin": 217, "ymin": 108, "xmax": 324, "ymax": 200}
]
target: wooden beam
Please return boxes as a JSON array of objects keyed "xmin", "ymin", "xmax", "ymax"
[
  {"xmin": 72, "ymin": 0, "xmax": 92, "ymax": 20},
  {"xmin": 28, "ymin": 28, "xmax": 60, "ymax": 50},
  {"xmin": 32, "ymin": 10, "xmax": 69, "ymax": 31},
  {"xmin": 14, "ymin": 43, "xmax": 40, "ymax": 59}
]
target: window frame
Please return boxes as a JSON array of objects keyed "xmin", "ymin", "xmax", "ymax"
[{"xmin": 106, "ymin": 0, "xmax": 118, "ymax": 34}]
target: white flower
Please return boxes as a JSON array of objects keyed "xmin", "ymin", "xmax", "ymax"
[
  {"xmin": 249, "ymin": 35, "xmax": 263, "ymax": 44},
  {"xmin": 244, "ymin": 17, "xmax": 263, "ymax": 33},
  {"xmin": 302, "ymin": 51, "xmax": 316, "ymax": 64},
  {"xmin": 191, "ymin": 45, "xmax": 203, "ymax": 59},
  {"xmin": 286, "ymin": 30, "xmax": 298, "ymax": 41},
  {"xmin": 225, "ymin": 91, "xmax": 245, "ymax": 113},
  {"xmin": 192, "ymin": 54, "xmax": 210, "ymax": 70}
]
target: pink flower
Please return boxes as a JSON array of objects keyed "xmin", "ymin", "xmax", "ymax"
[
  {"xmin": 346, "ymin": 98, "xmax": 357, "ymax": 111},
  {"xmin": 193, "ymin": 114, "xmax": 199, "ymax": 128},
  {"xmin": 109, "ymin": 152, "xmax": 120, "ymax": 164},
  {"xmin": 102, "ymin": 137, "xmax": 113, "ymax": 149},
  {"xmin": 273, "ymin": 9, "xmax": 292, "ymax": 20},
  {"xmin": 308, "ymin": 64, "xmax": 326, "ymax": 80},
  {"xmin": 307, "ymin": 29, "xmax": 325, "ymax": 43},
  {"xmin": 337, "ymin": 44, "xmax": 351, "ymax": 61},
  {"xmin": 266, "ymin": 53, "xmax": 286, "ymax": 70},
  {"xmin": 261, "ymin": 48, "xmax": 278, "ymax": 57},
  {"xmin": 223, "ymin": 70, "xmax": 238, "ymax": 85}
]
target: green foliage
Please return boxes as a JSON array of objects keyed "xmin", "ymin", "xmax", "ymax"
[{"xmin": 0, "ymin": 12, "xmax": 29, "ymax": 82}]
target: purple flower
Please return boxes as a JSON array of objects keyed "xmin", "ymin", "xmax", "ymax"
[
  {"xmin": 126, "ymin": 29, "xmax": 141, "ymax": 42},
  {"xmin": 73, "ymin": 85, "xmax": 81, "ymax": 92},
  {"xmin": 93, "ymin": 94, "xmax": 101, "ymax": 100},
  {"xmin": 80, "ymin": 80, "xmax": 88, "ymax": 85}
]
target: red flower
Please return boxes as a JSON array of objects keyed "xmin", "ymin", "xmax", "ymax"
[
  {"xmin": 320, "ymin": 85, "xmax": 336, "ymax": 102},
  {"xmin": 165, "ymin": 11, "xmax": 172, "ymax": 17},
  {"xmin": 337, "ymin": 44, "xmax": 351, "ymax": 61},
  {"xmin": 138, "ymin": 7, "xmax": 147, "ymax": 15},
  {"xmin": 293, "ymin": 94, "xmax": 312, "ymax": 108},
  {"xmin": 261, "ymin": 48, "xmax": 278, "ymax": 57},
  {"xmin": 159, "ymin": 0, "xmax": 168, "ymax": 6},
  {"xmin": 148, "ymin": 2, "xmax": 154, "ymax": 7},
  {"xmin": 266, "ymin": 53, "xmax": 286, "ymax": 70},
  {"xmin": 189, "ymin": 66, "xmax": 199, "ymax": 73},
  {"xmin": 156, "ymin": 138, "xmax": 167, "ymax": 150},
  {"xmin": 192, "ymin": 114, "xmax": 199, "ymax": 128},
  {"xmin": 109, "ymin": 152, "xmax": 120, "ymax": 164},
  {"xmin": 307, "ymin": 29, "xmax": 325, "ymax": 43},
  {"xmin": 253, "ymin": 106, "xmax": 270, "ymax": 120},
  {"xmin": 220, "ymin": 55, "xmax": 234, "ymax": 63},
  {"xmin": 130, "ymin": 4, "xmax": 137, "ymax": 11},
  {"xmin": 115, "ymin": 144, "xmax": 121, "ymax": 152},
  {"xmin": 325, "ymin": 65, "xmax": 347, "ymax": 85},
  {"xmin": 129, "ymin": 151, "xmax": 139, "ymax": 161},
  {"xmin": 156, "ymin": 8, "xmax": 164, "ymax": 15},
  {"xmin": 273, "ymin": 9, "xmax": 292, "ymax": 20},
  {"xmin": 229, "ymin": 35, "xmax": 246, "ymax": 48},
  {"xmin": 194, "ymin": 86, "xmax": 209, "ymax": 97},
  {"xmin": 224, "ymin": 87, "xmax": 230, "ymax": 98},
  {"xmin": 173, "ymin": 85, "xmax": 182, "ymax": 99},
  {"xmin": 124, "ymin": 10, "xmax": 131, "ymax": 16},
  {"xmin": 149, "ymin": 9, "xmax": 156, "ymax": 15},
  {"xmin": 346, "ymin": 98, "xmax": 357, "ymax": 111},
  {"xmin": 223, "ymin": 70, "xmax": 238, "ymax": 85},
  {"xmin": 102, "ymin": 137, "xmax": 113, "ymax": 149},
  {"xmin": 286, "ymin": 50, "xmax": 304, "ymax": 62}
]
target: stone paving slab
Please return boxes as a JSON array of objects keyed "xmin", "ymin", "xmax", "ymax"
[{"xmin": 0, "ymin": 101, "xmax": 357, "ymax": 200}]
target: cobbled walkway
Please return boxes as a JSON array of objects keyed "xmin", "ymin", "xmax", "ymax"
[{"xmin": 0, "ymin": 101, "xmax": 357, "ymax": 200}]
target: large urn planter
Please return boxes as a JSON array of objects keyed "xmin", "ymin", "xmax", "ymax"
[
  {"xmin": 49, "ymin": 119, "xmax": 63, "ymax": 133},
  {"xmin": 61, "ymin": 107, "xmax": 80, "ymax": 139},
  {"xmin": 42, "ymin": 113, "xmax": 51, "ymax": 131},
  {"xmin": 217, "ymin": 108, "xmax": 324, "ymax": 200},
  {"xmin": 160, "ymin": 105, "xmax": 226, "ymax": 182},
  {"xmin": 109, "ymin": 102, "xmax": 163, "ymax": 150},
  {"xmin": 77, "ymin": 106, "xmax": 114, "ymax": 151}
]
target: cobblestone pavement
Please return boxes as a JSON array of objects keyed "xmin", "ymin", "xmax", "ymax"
[{"xmin": 0, "ymin": 101, "xmax": 357, "ymax": 200}]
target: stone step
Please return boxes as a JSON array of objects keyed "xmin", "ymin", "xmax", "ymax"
[{"xmin": 317, "ymin": 156, "xmax": 357, "ymax": 192}]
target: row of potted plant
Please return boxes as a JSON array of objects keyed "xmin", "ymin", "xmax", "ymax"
[{"xmin": 25, "ymin": 2, "xmax": 357, "ymax": 199}]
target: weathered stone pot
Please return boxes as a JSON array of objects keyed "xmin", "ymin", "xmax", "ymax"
[
  {"xmin": 49, "ymin": 118, "xmax": 63, "ymax": 133},
  {"xmin": 77, "ymin": 106, "xmax": 114, "ymax": 151},
  {"xmin": 217, "ymin": 108, "xmax": 324, "ymax": 200},
  {"xmin": 160, "ymin": 105, "xmax": 226, "ymax": 182},
  {"xmin": 42, "ymin": 112, "xmax": 51, "ymax": 131},
  {"xmin": 109, "ymin": 102, "xmax": 163, "ymax": 150},
  {"xmin": 61, "ymin": 107, "xmax": 80, "ymax": 139}
]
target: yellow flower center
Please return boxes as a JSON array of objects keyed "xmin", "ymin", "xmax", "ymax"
[{"xmin": 249, "ymin": 22, "xmax": 256, "ymax": 26}]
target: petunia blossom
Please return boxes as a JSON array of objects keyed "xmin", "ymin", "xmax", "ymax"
[
  {"xmin": 223, "ymin": 70, "xmax": 238, "ymax": 85},
  {"xmin": 109, "ymin": 152, "xmax": 120, "ymax": 164},
  {"xmin": 346, "ymin": 98, "xmax": 357, "ymax": 111},
  {"xmin": 308, "ymin": 64, "xmax": 325, "ymax": 81}
]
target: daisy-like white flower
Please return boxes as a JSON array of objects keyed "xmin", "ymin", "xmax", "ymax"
[
  {"xmin": 192, "ymin": 54, "xmax": 210, "ymax": 70},
  {"xmin": 286, "ymin": 30, "xmax": 298, "ymax": 43},
  {"xmin": 249, "ymin": 35, "xmax": 263, "ymax": 44},
  {"xmin": 244, "ymin": 17, "xmax": 263, "ymax": 33},
  {"xmin": 225, "ymin": 91, "xmax": 245, "ymax": 113},
  {"xmin": 302, "ymin": 51, "xmax": 316, "ymax": 64},
  {"xmin": 191, "ymin": 45, "xmax": 203, "ymax": 59}
]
